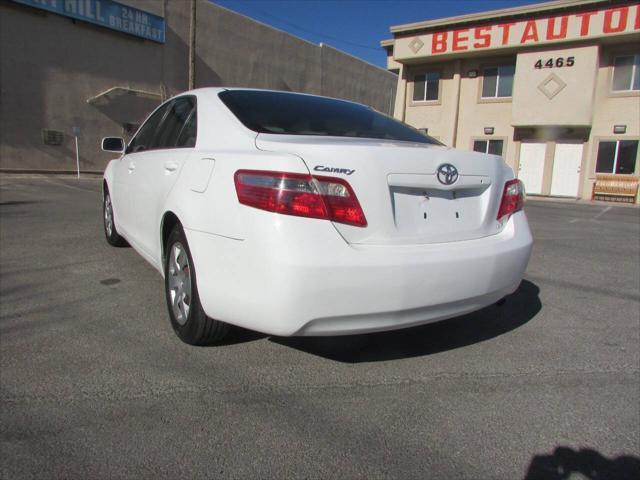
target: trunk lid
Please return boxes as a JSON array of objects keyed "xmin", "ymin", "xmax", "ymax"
[{"xmin": 256, "ymin": 134, "xmax": 513, "ymax": 245}]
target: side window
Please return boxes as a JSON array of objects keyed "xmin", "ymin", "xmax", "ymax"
[
  {"xmin": 153, "ymin": 97, "xmax": 196, "ymax": 149},
  {"xmin": 413, "ymin": 72, "xmax": 440, "ymax": 102},
  {"xmin": 612, "ymin": 54, "xmax": 640, "ymax": 92},
  {"xmin": 473, "ymin": 139, "xmax": 504, "ymax": 156},
  {"xmin": 482, "ymin": 65, "xmax": 515, "ymax": 98},
  {"xmin": 127, "ymin": 102, "xmax": 171, "ymax": 153},
  {"xmin": 176, "ymin": 108, "xmax": 197, "ymax": 148},
  {"xmin": 596, "ymin": 140, "xmax": 639, "ymax": 174}
]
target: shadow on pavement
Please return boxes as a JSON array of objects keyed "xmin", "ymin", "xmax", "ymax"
[
  {"xmin": 0, "ymin": 200, "xmax": 40, "ymax": 206},
  {"xmin": 217, "ymin": 326, "xmax": 268, "ymax": 346},
  {"xmin": 269, "ymin": 280, "xmax": 541, "ymax": 363},
  {"xmin": 0, "ymin": 200, "xmax": 41, "ymax": 217},
  {"xmin": 524, "ymin": 446, "xmax": 640, "ymax": 480}
]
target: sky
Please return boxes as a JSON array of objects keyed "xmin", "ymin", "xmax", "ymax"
[{"xmin": 212, "ymin": 0, "xmax": 543, "ymax": 68}]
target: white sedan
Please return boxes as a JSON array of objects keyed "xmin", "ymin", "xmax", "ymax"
[{"xmin": 102, "ymin": 88, "xmax": 532, "ymax": 345}]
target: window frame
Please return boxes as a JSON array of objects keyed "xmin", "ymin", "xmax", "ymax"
[
  {"xmin": 126, "ymin": 95, "xmax": 197, "ymax": 154},
  {"xmin": 410, "ymin": 70, "xmax": 441, "ymax": 105},
  {"xmin": 152, "ymin": 96, "xmax": 197, "ymax": 150},
  {"xmin": 175, "ymin": 107, "xmax": 198, "ymax": 148},
  {"xmin": 611, "ymin": 54, "xmax": 640, "ymax": 93},
  {"xmin": 126, "ymin": 100, "xmax": 173, "ymax": 154},
  {"xmin": 470, "ymin": 137, "xmax": 507, "ymax": 157},
  {"xmin": 480, "ymin": 64, "xmax": 515, "ymax": 101},
  {"xmin": 593, "ymin": 138, "xmax": 640, "ymax": 176}
]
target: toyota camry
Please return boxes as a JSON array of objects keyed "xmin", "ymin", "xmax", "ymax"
[{"xmin": 101, "ymin": 88, "xmax": 533, "ymax": 345}]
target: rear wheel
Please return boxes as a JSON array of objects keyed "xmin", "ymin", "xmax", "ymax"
[
  {"xmin": 103, "ymin": 188, "xmax": 128, "ymax": 247},
  {"xmin": 164, "ymin": 224, "xmax": 229, "ymax": 345}
]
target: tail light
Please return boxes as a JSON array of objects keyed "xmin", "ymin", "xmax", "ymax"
[
  {"xmin": 234, "ymin": 170, "xmax": 367, "ymax": 227},
  {"xmin": 497, "ymin": 179, "xmax": 525, "ymax": 220}
]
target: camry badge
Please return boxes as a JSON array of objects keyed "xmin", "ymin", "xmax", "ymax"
[
  {"xmin": 314, "ymin": 165, "xmax": 355, "ymax": 175},
  {"xmin": 437, "ymin": 164, "xmax": 458, "ymax": 185}
]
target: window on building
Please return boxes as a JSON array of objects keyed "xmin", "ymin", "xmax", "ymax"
[
  {"xmin": 473, "ymin": 139, "xmax": 504, "ymax": 156},
  {"xmin": 596, "ymin": 140, "xmax": 639, "ymax": 174},
  {"xmin": 413, "ymin": 72, "xmax": 440, "ymax": 101},
  {"xmin": 612, "ymin": 55, "xmax": 640, "ymax": 92},
  {"xmin": 482, "ymin": 65, "xmax": 515, "ymax": 98}
]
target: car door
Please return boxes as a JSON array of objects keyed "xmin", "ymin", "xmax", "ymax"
[
  {"xmin": 128, "ymin": 96, "xmax": 197, "ymax": 264},
  {"xmin": 112, "ymin": 101, "xmax": 172, "ymax": 241}
]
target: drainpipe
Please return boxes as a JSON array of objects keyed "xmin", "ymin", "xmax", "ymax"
[
  {"xmin": 161, "ymin": 0, "xmax": 167, "ymax": 100},
  {"xmin": 394, "ymin": 64, "xmax": 408, "ymax": 121},
  {"xmin": 388, "ymin": 86, "xmax": 394, "ymax": 116},
  {"xmin": 188, "ymin": 0, "xmax": 196, "ymax": 89},
  {"xmin": 451, "ymin": 59, "xmax": 462, "ymax": 147}
]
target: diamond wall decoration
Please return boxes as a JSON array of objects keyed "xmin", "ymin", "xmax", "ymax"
[
  {"xmin": 537, "ymin": 73, "xmax": 567, "ymax": 100},
  {"xmin": 409, "ymin": 37, "xmax": 424, "ymax": 54}
]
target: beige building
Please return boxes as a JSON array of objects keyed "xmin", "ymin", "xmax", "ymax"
[{"xmin": 383, "ymin": 0, "xmax": 640, "ymax": 202}]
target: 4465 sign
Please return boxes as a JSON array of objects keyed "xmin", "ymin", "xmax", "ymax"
[{"xmin": 535, "ymin": 57, "xmax": 575, "ymax": 69}]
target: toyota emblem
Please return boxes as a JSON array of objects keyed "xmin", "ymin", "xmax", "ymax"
[{"xmin": 437, "ymin": 164, "xmax": 459, "ymax": 185}]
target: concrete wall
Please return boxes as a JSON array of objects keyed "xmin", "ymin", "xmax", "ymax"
[
  {"xmin": 194, "ymin": 0, "xmax": 323, "ymax": 95},
  {"xmin": 585, "ymin": 44, "xmax": 640, "ymax": 196},
  {"xmin": 403, "ymin": 60, "xmax": 460, "ymax": 146},
  {"xmin": 193, "ymin": 1, "xmax": 396, "ymax": 112},
  {"xmin": 455, "ymin": 55, "xmax": 517, "ymax": 167},
  {"xmin": 319, "ymin": 43, "xmax": 396, "ymax": 113},
  {"xmin": 512, "ymin": 45, "xmax": 599, "ymax": 127},
  {"xmin": 403, "ymin": 55, "xmax": 517, "ymax": 153},
  {"xmin": 0, "ymin": 0, "xmax": 397, "ymax": 172},
  {"xmin": 0, "ymin": 0, "xmax": 189, "ymax": 171}
]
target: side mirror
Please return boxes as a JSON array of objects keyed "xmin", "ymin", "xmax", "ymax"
[{"xmin": 102, "ymin": 137, "xmax": 125, "ymax": 153}]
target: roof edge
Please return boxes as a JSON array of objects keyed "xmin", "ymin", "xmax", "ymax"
[{"xmin": 389, "ymin": 0, "xmax": 608, "ymax": 34}]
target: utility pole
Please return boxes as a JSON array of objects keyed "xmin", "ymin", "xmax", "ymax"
[{"xmin": 189, "ymin": 0, "xmax": 196, "ymax": 90}]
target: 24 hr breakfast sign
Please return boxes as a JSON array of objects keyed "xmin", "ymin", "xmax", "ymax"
[{"xmin": 396, "ymin": 3, "xmax": 640, "ymax": 59}]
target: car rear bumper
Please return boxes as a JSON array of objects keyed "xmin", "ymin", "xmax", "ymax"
[{"xmin": 186, "ymin": 211, "xmax": 533, "ymax": 336}]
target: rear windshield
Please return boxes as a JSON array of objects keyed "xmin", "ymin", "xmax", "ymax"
[{"xmin": 219, "ymin": 90, "xmax": 440, "ymax": 145}]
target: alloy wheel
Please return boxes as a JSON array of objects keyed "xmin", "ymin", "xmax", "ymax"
[
  {"xmin": 167, "ymin": 242, "xmax": 192, "ymax": 325},
  {"xmin": 104, "ymin": 194, "xmax": 114, "ymax": 237}
]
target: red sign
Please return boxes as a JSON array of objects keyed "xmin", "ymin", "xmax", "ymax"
[{"xmin": 399, "ymin": 4, "xmax": 640, "ymax": 58}]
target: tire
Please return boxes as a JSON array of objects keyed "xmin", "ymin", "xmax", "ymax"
[
  {"xmin": 164, "ymin": 224, "xmax": 229, "ymax": 345},
  {"xmin": 103, "ymin": 188, "xmax": 128, "ymax": 247}
]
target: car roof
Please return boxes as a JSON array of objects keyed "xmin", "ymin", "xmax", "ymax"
[{"xmin": 178, "ymin": 87, "xmax": 362, "ymax": 107}]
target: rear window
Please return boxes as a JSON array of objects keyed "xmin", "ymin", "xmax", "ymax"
[{"xmin": 218, "ymin": 90, "xmax": 440, "ymax": 145}]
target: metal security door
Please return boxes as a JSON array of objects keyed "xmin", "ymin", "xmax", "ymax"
[{"xmin": 550, "ymin": 142, "xmax": 583, "ymax": 197}]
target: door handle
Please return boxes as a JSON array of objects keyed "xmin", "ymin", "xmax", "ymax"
[
  {"xmin": 128, "ymin": 162, "xmax": 136, "ymax": 173},
  {"xmin": 164, "ymin": 161, "xmax": 179, "ymax": 172}
]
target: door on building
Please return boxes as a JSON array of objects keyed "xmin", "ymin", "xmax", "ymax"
[
  {"xmin": 518, "ymin": 142, "xmax": 546, "ymax": 195},
  {"xmin": 550, "ymin": 142, "xmax": 583, "ymax": 198}
]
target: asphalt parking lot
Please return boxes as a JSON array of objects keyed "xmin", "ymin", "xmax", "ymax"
[{"xmin": 0, "ymin": 175, "xmax": 638, "ymax": 479}]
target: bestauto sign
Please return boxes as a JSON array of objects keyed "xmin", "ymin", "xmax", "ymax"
[{"xmin": 396, "ymin": 3, "xmax": 640, "ymax": 59}]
